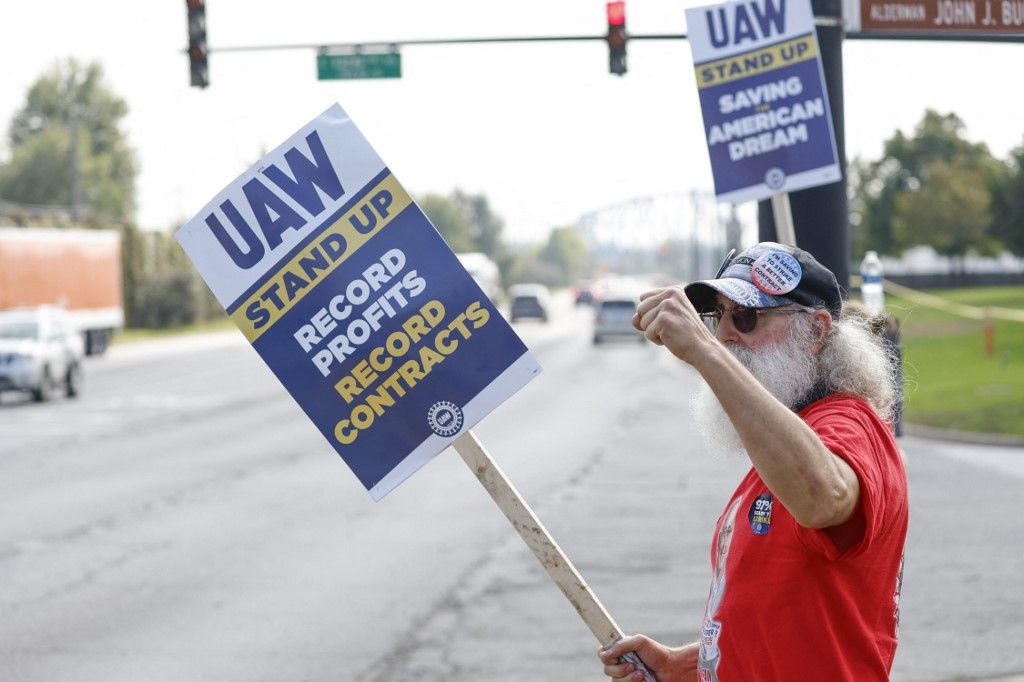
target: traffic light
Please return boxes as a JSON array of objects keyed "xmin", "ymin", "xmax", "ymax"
[
  {"xmin": 606, "ymin": 1, "xmax": 627, "ymax": 76},
  {"xmin": 186, "ymin": 0, "xmax": 209, "ymax": 88}
]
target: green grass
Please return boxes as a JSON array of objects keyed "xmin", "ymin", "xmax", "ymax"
[
  {"xmin": 881, "ymin": 285, "xmax": 1024, "ymax": 436},
  {"xmin": 112, "ymin": 316, "xmax": 236, "ymax": 344}
]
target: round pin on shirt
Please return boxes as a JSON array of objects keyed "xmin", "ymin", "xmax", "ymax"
[{"xmin": 751, "ymin": 251, "xmax": 801, "ymax": 295}]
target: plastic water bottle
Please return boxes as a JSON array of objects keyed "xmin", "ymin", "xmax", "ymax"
[{"xmin": 860, "ymin": 250, "xmax": 885, "ymax": 315}]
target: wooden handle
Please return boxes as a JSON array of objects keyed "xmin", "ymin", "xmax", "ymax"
[
  {"xmin": 770, "ymin": 192, "xmax": 797, "ymax": 247},
  {"xmin": 453, "ymin": 430, "xmax": 623, "ymax": 646}
]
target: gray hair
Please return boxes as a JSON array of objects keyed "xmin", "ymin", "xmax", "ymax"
[{"xmin": 811, "ymin": 306, "xmax": 901, "ymax": 423}]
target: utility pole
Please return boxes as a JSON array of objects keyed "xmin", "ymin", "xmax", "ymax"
[
  {"xmin": 758, "ymin": 0, "xmax": 850, "ymax": 290},
  {"xmin": 69, "ymin": 105, "xmax": 84, "ymax": 224}
]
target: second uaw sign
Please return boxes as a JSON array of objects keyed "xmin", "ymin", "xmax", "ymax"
[{"xmin": 685, "ymin": 0, "xmax": 842, "ymax": 203}]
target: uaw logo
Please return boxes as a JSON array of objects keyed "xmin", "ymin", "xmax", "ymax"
[
  {"xmin": 748, "ymin": 493, "xmax": 773, "ymax": 536},
  {"xmin": 427, "ymin": 400, "xmax": 464, "ymax": 437}
]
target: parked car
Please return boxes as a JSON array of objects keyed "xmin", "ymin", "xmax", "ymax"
[
  {"xmin": 508, "ymin": 284, "xmax": 551, "ymax": 323},
  {"xmin": 593, "ymin": 296, "xmax": 644, "ymax": 344},
  {"xmin": 0, "ymin": 307, "xmax": 85, "ymax": 401}
]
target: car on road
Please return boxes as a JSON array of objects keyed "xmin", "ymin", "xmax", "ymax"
[
  {"xmin": 571, "ymin": 280, "xmax": 596, "ymax": 306},
  {"xmin": 593, "ymin": 295, "xmax": 644, "ymax": 344},
  {"xmin": 0, "ymin": 306, "xmax": 85, "ymax": 401},
  {"xmin": 508, "ymin": 283, "xmax": 551, "ymax": 323}
]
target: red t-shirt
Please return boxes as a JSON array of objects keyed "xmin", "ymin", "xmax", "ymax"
[{"xmin": 696, "ymin": 394, "xmax": 908, "ymax": 682}]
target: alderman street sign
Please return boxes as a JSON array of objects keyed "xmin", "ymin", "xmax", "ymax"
[
  {"xmin": 176, "ymin": 104, "xmax": 541, "ymax": 500},
  {"xmin": 685, "ymin": 0, "xmax": 842, "ymax": 203},
  {"xmin": 317, "ymin": 52, "xmax": 402, "ymax": 80},
  {"xmin": 844, "ymin": 0, "xmax": 1024, "ymax": 34}
]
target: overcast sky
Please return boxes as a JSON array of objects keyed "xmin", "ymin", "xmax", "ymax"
[{"xmin": 1, "ymin": 0, "xmax": 1021, "ymax": 243}]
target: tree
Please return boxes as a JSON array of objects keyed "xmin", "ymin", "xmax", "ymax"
[
  {"xmin": 121, "ymin": 224, "xmax": 223, "ymax": 329},
  {"xmin": 119, "ymin": 222, "xmax": 146, "ymax": 327},
  {"xmin": 419, "ymin": 193, "xmax": 473, "ymax": 252},
  {"xmin": 537, "ymin": 226, "xmax": 592, "ymax": 286},
  {"xmin": 850, "ymin": 110, "xmax": 999, "ymax": 258},
  {"xmin": 506, "ymin": 244, "xmax": 561, "ymax": 287},
  {"xmin": 989, "ymin": 140, "xmax": 1024, "ymax": 256},
  {"xmin": 893, "ymin": 159, "xmax": 997, "ymax": 268},
  {"xmin": 0, "ymin": 58, "xmax": 137, "ymax": 224},
  {"xmin": 133, "ymin": 271, "xmax": 200, "ymax": 329},
  {"xmin": 417, "ymin": 189, "xmax": 510, "ymax": 262},
  {"xmin": 452, "ymin": 189, "xmax": 505, "ymax": 260}
]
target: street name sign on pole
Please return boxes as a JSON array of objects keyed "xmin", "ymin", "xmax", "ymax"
[
  {"xmin": 317, "ymin": 50, "xmax": 401, "ymax": 80},
  {"xmin": 686, "ymin": 0, "xmax": 843, "ymax": 246},
  {"xmin": 175, "ymin": 104, "xmax": 652, "ymax": 680},
  {"xmin": 844, "ymin": 0, "xmax": 1024, "ymax": 36}
]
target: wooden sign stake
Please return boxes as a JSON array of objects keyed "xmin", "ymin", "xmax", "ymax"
[
  {"xmin": 453, "ymin": 430, "xmax": 655, "ymax": 680},
  {"xmin": 770, "ymin": 192, "xmax": 798, "ymax": 247}
]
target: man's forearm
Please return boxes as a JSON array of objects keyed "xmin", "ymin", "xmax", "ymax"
[{"xmin": 693, "ymin": 343, "xmax": 859, "ymax": 529}]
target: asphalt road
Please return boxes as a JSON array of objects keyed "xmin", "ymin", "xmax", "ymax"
[{"xmin": 1, "ymin": 300, "xmax": 1022, "ymax": 681}]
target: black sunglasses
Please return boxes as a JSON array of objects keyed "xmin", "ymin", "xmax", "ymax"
[{"xmin": 700, "ymin": 304, "xmax": 815, "ymax": 334}]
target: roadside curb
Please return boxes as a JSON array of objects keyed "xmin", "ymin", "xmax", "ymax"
[
  {"xmin": 102, "ymin": 330, "xmax": 245, "ymax": 362},
  {"xmin": 904, "ymin": 423, "xmax": 1024, "ymax": 448}
]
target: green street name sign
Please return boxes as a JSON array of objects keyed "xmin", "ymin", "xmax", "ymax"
[{"xmin": 317, "ymin": 52, "xmax": 401, "ymax": 80}]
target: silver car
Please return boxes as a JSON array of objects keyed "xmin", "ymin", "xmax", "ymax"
[
  {"xmin": 0, "ymin": 307, "xmax": 85, "ymax": 401},
  {"xmin": 593, "ymin": 296, "xmax": 644, "ymax": 344}
]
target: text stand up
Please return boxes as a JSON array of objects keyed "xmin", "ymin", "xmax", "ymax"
[
  {"xmin": 453, "ymin": 431, "xmax": 656, "ymax": 682},
  {"xmin": 770, "ymin": 193, "xmax": 798, "ymax": 247}
]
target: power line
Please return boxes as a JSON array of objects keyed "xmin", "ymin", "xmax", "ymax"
[
  {"xmin": 200, "ymin": 29, "xmax": 1024, "ymax": 55},
  {"xmin": 205, "ymin": 33, "xmax": 690, "ymax": 55}
]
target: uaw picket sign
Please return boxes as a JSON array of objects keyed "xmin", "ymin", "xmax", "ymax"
[
  {"xmin": 176, "ymin": 104, "xmax": 654, "ymax": 679},
  {"xmin": 686, "ymin": 0, "xmax": 842, "ymax": 203},
  {"xmin": 176, "ymin": 103, "xmax": 540, "ymax": 501}
]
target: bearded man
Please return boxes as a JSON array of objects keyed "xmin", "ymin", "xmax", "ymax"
[{"xmin": 598, "ymin": 242, "xmax": 908, "ymax": 682}]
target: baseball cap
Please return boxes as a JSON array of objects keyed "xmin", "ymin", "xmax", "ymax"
[{"xmin": 684, "ymin": 242, "xmax": 843, "ymax": 319}]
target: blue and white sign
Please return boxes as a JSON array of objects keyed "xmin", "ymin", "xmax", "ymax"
[
  {"xmin": 685, "ymin": 0, "xmax": 841, "ymax": 203},
  {"xmin": 176, "ymin": 104, "xmax": 541, "ymax": 501}
]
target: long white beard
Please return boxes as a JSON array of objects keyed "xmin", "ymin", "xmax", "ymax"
[{"xmin": 690, "ymin": 332, "xmax": 820, "ymax": 459}]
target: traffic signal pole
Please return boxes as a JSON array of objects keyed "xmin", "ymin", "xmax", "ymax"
[{"xmin": 188, "ymin": 3, "xmax": 1021, "ymax": 288}]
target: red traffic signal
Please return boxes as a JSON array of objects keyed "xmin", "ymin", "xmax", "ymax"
[
  {"xmin": 186, "ymin": 0, "xmax": 209, "ymax": 88},
  {"xmin": 607, "ymin": 1, "xmax": 626, "ymax": 27},
  {"xmin": 606, "ymin": 1, "xmax": 627, "ymax": 76}
]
